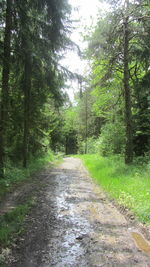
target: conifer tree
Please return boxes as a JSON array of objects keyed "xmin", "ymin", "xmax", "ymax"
[{"xmin": 0, "ymin": 0, "xmax": 12, "ymax": 177}]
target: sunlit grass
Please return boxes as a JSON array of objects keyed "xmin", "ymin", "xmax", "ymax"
[{"xmin": 78, "ymin": 154, "xmax": 150, "ymax": 224}]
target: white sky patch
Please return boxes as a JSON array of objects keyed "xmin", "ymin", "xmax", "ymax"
[{"xmin": 61, "ymin": 0, "xmax": 109, "ymax": 101}]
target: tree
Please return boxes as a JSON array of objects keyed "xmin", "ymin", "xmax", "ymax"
[
  {"xmin": 123, "ymin": 0, "xmax": 133, "ymax": 163},
  {"xmin": 0, "ymin": 0, "xmax": 12, "ymax": 177},
  {"xmin": 86, "ymin": 0, "xmax": 150, "ymax": 162},
  {"xmin": 19, "ymin": 0, "xmax": 71, "ymax": 167},
  {"xmin": 0, "ymin": 0, "xmax": 72, "ymax": 175},
  {"xmin": 63, "ymin": 106, "xmax": 78, "ymax": 154}
]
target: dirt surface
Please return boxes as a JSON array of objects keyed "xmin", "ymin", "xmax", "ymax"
[{"xmin": 2, "ymin": 157, "xmax": 150, "ymax": 266}]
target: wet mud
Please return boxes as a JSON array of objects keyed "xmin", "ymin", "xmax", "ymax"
[
  {"xmin": 4, "ymin": 158, "xmax": 150, "ymax": 266},
  {"xmin": 131, "ymin": 232, "xmax": 150, "ymax": 256}
]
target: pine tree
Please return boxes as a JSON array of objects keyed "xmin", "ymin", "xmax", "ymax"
[
  {"xmin": 0, "ymin": 0, "xmax": 12, "ymax": 177},
  {"xmin": 86, "ymin": 0, "xmax": 150, "ymax": 162}
]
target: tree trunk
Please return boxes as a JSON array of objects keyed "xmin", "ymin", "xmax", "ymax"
[
  {"xmin": 0, "ymin": 0, "xmax": 12, "ymax": 178},
  {"xmin": 123, "ymin": 15, "xmax": 133, "ymax": 164},
  {"xmin": 23, "ymin": 50, "xmax": 32, "ymax": 168},
  {"xmin": 85, "ymin": 89, "xmax": 88, "ymax": 154}
]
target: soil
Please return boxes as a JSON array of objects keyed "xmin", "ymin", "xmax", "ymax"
[{"xmin": 1, "ymin": 157, "xmax": 150, "ymax": 267}]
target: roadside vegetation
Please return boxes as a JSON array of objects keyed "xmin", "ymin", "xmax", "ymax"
[
  {"xmin": 79, "ymin": 154, "xmax": 150, "ymax": 225},
  {"xmin": 0, "ymin": 201, "xmax": 34, "ymax": 265},
  {"xmin": 0, "ymin": 151, "xmax": 55, "ymax": 201},
  {"xmin": 0, "ymin": 150, "xmax": 59, "ymax": 264},
  {"xmin": 0, "ymin": 203, "xmax": 32, "ymax": 247}
]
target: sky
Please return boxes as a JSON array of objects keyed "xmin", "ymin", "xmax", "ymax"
[{"xmin": 62, "ymin": 0, "xmax": 107, "ymax": 101}]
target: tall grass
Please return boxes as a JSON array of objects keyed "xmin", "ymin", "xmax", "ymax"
[{"xmin": 79, "ymin": 154, "xmax": 150, "ymax": 224}]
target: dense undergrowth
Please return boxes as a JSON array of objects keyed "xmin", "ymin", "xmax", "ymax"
[
  {"xmin": 0, "ymin": 151, "xmax": 58, "ymax": 200},
  {"xmin": 78, "ymin": 154, "xmax": 150, "ymax": 225}
]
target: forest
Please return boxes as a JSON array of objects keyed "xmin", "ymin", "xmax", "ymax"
[
  {"xmin": 0, "ymin": 0, "xmax": 72, "ymax": 176},
  {"xmin": 0, "ymin": 0, "xmax": 150, "ymax": 263},
  {"xmin": 0, "ymin": 0, "xmax": 149, "ymax": 174}
]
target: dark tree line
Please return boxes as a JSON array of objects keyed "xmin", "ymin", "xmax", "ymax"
[{"xmin": 0, "ymin": 0, "xmax": 71, "ymax": 177}]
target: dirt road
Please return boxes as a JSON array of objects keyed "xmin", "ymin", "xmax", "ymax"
[{"xmin": 4, "ymin": 158, "xmax": 150, "ymax": 266}]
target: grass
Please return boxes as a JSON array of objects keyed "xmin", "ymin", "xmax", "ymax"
[
  {"xmin": 0, "ymin": 203, "xmax": 31, "ymax": 247},
  {"xmin": 78, "ymin": 154, "xmax": 150, "ymax": 225},
  {"xmin": 0, "ymin": 151, "xmax": 56, "ymax": 200},
  {"xmin": 0, "ymin": 200, "xmax": 34, "ymax": 266}
]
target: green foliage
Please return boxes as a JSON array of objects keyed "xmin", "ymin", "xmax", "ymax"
[
  {"xmin": 133, "ymin": 72, "xmax": 150, "ymax": 156},
  {"xmin": 63, "ymin": 107, "xmax": 77, "ymax": 134},
  {"xmin": 79, "ymin": 154, "xmax": 150, "ymax": 224},
  {"xmin": 62, "ymin": 106, "xmax": 78, "ymax": 154},
  {"xmin": 0, "ymin": 0, "xmax": 71, "ymax": 175},
  {"xmin": 85, "ymin": 0, "xmax": 150, "ymax": 161},
  {"xmin": 78, "ymin": 137, "xmax": 99, "ymax": 154},
  {"xmin": 97, "ymin": 120, "xmax": 125, "ymax": 156},
  {"xmin": 71, "ymin": 86, "xmax": 103, "ymax": 154}
]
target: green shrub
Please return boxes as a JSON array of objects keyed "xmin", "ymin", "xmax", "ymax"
[
  {"xmin": 97, "ymin": 120, "xmax": 125, "ymax": 156},
  {"xmin": 78, "ymin": 137, "xmax": 99, "ymax": 154}
]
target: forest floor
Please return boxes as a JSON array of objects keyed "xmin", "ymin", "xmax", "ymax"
[{"xmin": 1, "ymin": 157, "xmax": 150, "ymax": 267}]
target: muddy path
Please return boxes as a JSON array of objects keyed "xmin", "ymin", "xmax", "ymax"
[{"xmin": 3, "ymin": 157, "xmax": 150, "ymax": 266}]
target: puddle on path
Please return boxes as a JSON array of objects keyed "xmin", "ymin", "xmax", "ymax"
[{"xmin": 132, "ymin": 232, "xmax": 150, "ymax": 256}]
